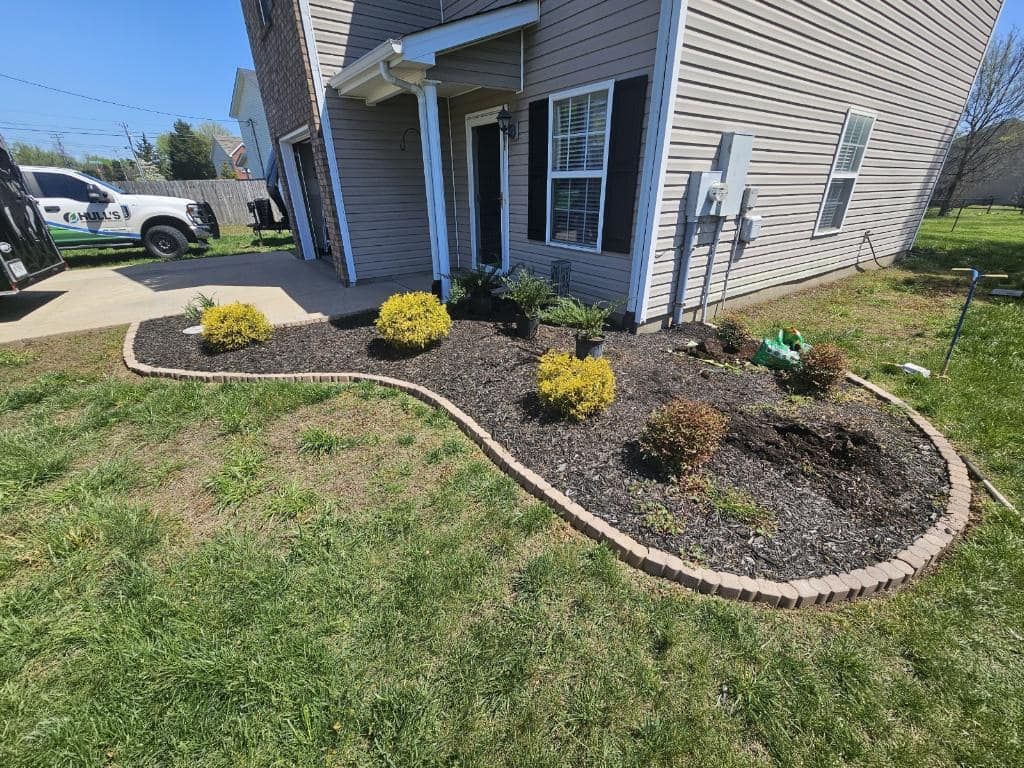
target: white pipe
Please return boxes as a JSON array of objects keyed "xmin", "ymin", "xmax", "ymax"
[
  {"xmin": 672, "ymin": 219, "xmax": 699, "ymax": 325},
  {"xmin": 698, "ymin": 217, "xmax": 726, "ymax": 323}
]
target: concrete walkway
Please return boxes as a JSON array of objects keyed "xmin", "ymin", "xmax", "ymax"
[{"xmin": 0, "ymin": 252, "xmax": 432, "ymax": 343}]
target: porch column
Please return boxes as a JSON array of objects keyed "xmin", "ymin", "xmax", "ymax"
[{"xmin": 415, "ymin": 80, "xmax": 451, "ymax": 299}]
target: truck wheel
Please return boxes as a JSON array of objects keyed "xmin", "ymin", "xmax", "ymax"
[{"xmin": 144, "ymin": 225, "xmax": 189, "ymax": 260}]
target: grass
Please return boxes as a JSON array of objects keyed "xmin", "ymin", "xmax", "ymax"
[
  {"xmin": 58, "ymin": 225, "xmax": 295, "ymax": 269},
  {"xmin": 0, "ymin": 211, "xmax": 1022, "ymax": 766}
]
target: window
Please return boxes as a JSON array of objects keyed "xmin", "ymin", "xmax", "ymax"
[
  {"xmin": 815, "ymin": 108, "xmax": 875, "ymax": 234},
  {"xmin": 547, "ymin": 82, "xmax": 614, "ymax": 250},
  {"xmin": 257, "ymin": 0, "xmax": 274, "ymax": 27},
  {"xmin": 33, "ymin": 172, "xmax": 92, "ymax": 202}
]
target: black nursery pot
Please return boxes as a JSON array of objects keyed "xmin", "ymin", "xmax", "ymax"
[
  {"xmin": 516, "ymin": 315, "xmax": 541, "ymax": 339},
  {"xmin": 575, "ymin": 335, "xmax": 605, "ymax": 359}
]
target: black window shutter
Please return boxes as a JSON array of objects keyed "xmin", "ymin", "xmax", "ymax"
[
  {"xmin": 601, "ymin": 75, "xmax": 649, "ymax": 254},
  {"xmin": 527, "ymin": 99, "xmax": 549, "ymax": 241}
]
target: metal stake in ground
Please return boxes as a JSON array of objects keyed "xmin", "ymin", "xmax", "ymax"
[{"xmin": 940, "ymin": 267, "xmax": 1009, "ymax": 377}]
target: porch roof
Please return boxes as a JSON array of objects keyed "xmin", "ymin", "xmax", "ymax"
[{"xmin": 328, "ymin": 1, "xmax": 539, "ymax": 105}]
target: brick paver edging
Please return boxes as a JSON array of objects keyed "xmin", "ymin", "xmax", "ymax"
[{"xmin": 123, "ymin": 322, "xmax": 972, "ymax": 608}]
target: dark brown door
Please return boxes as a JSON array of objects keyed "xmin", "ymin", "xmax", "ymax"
[
  {"xmin": 293, "ymin": 140, "xmax": 329, "ymax": 258},
  {"xmin": 473, "ymin": 124, "xmax": 502, "ymax": 267}
]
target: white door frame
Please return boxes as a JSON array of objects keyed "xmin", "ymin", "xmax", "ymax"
[
  {"xmin": 465, "ymin": 106, "xmax": 510, "ymax": 272},
  {"xmin": 278, "ymin": 124, "xmax": 316, "ymax": 261}
]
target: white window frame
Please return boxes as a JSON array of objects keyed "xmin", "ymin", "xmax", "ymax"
[
  {"xmin": 545, "ymin": 79, "xmax": 615, "ymax": 253},
  {"xmin": 814, "ymin": 106, "xmax": 876, "ymax": 236}
]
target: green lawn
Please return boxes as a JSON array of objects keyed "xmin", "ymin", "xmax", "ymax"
[
  {"xmin": 59, "ymin": 225, "xmax": 295, "ymax": 269},
  {"xmin": 0, "ymin": 211, "xmax": 1022, "ymax": 767}
]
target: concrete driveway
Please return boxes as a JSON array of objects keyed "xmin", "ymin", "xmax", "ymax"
[{"xmin": 0, "ymin": 252, "xmax": 432, "ymax": 343}]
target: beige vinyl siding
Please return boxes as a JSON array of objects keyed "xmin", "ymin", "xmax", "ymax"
[
  {"xmin": 325, "ymin": 92, "xmax": 433, "ymax": 280},
  {"xmin": 645, "ymin": 0, "xmax": 1000, "ymax": 320},
  {"xmin": 310, "ymin": 1, "xmax": 444, "ymax": 280},
  {"xmin": 502, "ymin": 0, "xmax": 661, "ymax": 303},
  {"xmin": 442, "ymin": 0, "xmax": 519, "ymax": 23},
  {"xmin": 430, "ymin": 32, "xmax": 522, "ymax": 91},
  {"xmin": 309, "ymin": 1, "xmax": 441, "ymax": 81}
]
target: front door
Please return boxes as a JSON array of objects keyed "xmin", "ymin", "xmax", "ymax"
[
  {"xmin": 473, "ymin": 123, "xmax": 502, "ymax": 267},
  {"xmin": 293, "ymin": 140, "xmax": 329, "ymax": 258}
]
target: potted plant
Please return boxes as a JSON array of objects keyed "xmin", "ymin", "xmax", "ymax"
[
  {"xmin": 501, "ymin": 268, "xmax": 555, "ymax": 339},
  {"xmin": 451, "ymin": 265, "xmax": 502, "ymax": 317},
  {"xmin": 542, "ymin": 297, "xmax": 619, "ymax": 358}
]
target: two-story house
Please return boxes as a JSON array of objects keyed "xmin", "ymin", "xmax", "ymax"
[{"xmin": 240, "ymin": 0, "xmax": 1001, "ymax": 328}]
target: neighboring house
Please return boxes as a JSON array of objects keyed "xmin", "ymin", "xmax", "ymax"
[
  {"xmin": 240, "ymin": 0, "xmax": 1000, "ymax": 327},
  {"xmin": 210, "ymin": 135, "xmax": 251, "ymax": 180},
  {"xmin": 229, "ymin": 68, "xmax": 273, "ymax": 179},
  {"xmin": 933, "ymin": 119, "xmax": 1024, "ymax": 207}
]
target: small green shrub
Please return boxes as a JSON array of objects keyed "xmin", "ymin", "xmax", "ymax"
[
  {"xmin": 716, "ymin": 314, "xmax": 749, "ymax": 352},
  {"xmin": 707, "ymin": 481, "xmax": 774, "ymax": 527},
  {"xmin": 201, "ymin": 302, "xmax": 272, "ymax": 352},
  {"xmin": 640, "ymin": 398, "xmax": 728, "ymax": 478},
  {"xmin": 794, "ymin": 343, "xmax": 848, "ymax": 395},
  {"xmin": 502, "ymin": 269, "xmax": 555, "ymax": 318},
  {"xmin": 641, "ymin": 502, "xmax": 684, "ymax": 535},
  {"xmin": 375, "ymin": 291, "xmax": 452, "ymax": 351},
  {"xmin": 536, "ymin": 351, "xmax": 615, "ymax": 421},
  {"xmin": 183, "ymin": 292, "xmax": 217, "ymax": 324},
  {"xmin": 541, "ymin": 297, "xmax": 619, "ymax": 340}
]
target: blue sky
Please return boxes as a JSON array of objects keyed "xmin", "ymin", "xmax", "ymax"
[
  {"xmin": 0, "ymin": 0, "xmax": 254, "ymax": 159},
  {"xmin": 0, "ymin": 1, "xmax": 1021, "ymax": 160}
]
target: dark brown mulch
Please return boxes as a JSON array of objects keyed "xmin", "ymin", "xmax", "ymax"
[{"xmin": 133, "ymin": 313, "xmax": 949, "ymax": 581}]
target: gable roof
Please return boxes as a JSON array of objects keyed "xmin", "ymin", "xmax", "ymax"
[
  {"xmin": 213, "ymin": 134, "xmax": 244, "ymax": 158},
  {"xmin": 229, "ymin": 68, "xmax": 259, "ymax": 119}
]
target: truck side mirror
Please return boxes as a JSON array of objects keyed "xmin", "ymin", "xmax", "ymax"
[{"xmin": 87, "ymin": 185, "xmax": 111, "ymax": 203}]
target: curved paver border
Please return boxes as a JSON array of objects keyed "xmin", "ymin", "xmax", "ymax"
[{"xmin": 123, "ymin": 321, "xmax": 972, "ymax": 608}]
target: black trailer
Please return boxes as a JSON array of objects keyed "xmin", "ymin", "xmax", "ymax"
[{"xmin": 1, "ymin": 142, "xmax": 67, "ymax": 295}]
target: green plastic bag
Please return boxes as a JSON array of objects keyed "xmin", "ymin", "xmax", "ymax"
[{"xmin": 753, "ymin": 331, "xmax": 801, "ymax": 369}]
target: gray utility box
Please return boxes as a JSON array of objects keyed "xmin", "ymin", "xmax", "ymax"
[{"xmin": 684, "ymin": 131, "xmax": 755, "ymax": 220}]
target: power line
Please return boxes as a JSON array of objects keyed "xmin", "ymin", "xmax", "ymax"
[
  {"xmin": 0, "ymin": 124, "xmax": 125, "ymax": 137},
  {"xmin": 0, "ymin": 71, "xmax": 228, "ymax": 122}
]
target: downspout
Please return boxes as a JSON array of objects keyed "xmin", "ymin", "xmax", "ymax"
[{"xmin": 379, "ymin": 61, "xmax": 443, "ymax": 289}]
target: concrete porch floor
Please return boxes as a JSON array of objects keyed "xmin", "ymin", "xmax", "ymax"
[{"xmin": 0, "ymin": 251, "xmax": 433, "ymax": 343}]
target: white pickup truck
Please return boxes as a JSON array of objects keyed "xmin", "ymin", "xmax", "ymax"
[{"xmin": 20, "ymin": 166, "xmax": 219, "ymax": 260}]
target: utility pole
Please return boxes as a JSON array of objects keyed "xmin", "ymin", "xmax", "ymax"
[
  {"xmin": 51, "ymin": 133, "xmax": 70, "ymax": 166},
  {"xmin": 121, "ymin": 122, "xmax": 144, "ymax": 179}
]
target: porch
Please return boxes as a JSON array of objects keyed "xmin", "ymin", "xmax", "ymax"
[{"xmin": 329, "ymin": 1, "xmax": 540, "ymax": 298}]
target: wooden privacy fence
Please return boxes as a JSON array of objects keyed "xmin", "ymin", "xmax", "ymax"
[{"xmin": 117, "ymin": 179, "xmax": 280, "ymax": 226}]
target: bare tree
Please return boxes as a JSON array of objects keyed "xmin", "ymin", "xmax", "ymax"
[{"xmin": 937, "ymin": 29, "xmax": 1024, "ymax": 215}]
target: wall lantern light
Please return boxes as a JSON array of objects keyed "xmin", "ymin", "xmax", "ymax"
[{"xmin": 497, "ymin": 106, "xmax": 517, "ymax": 140}]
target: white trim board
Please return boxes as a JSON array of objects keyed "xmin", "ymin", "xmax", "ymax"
[
  {"xmin": 278, "ymin": 125, "xmax": 316, "ymax": 261},
  {"xmin": 627, "ymin": 0, "xmax": 689, "ymax": 323},
  {"xmin": 298, "ymin": 0, "xmax": 358, "ymax": 284},
  {"xmin": 465, "ymin": 106, "xmax": 511, "ymax": 272}
]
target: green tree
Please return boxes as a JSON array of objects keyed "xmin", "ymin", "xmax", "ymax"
[
  {"xmin": 165, "ymin": 120, "xmax": 215, "ymax": 180},
  {"xmin": 195, "ymin": 121, "xmax": 233, "ymax": 140},
  {"xmin": 10, "ymin": 142, "xmax": 79, "ymax": 169},
  {"xmin": 219, "ymin": 160, "xmax": 239, "ymax": 180},
  {"xmin": 136, "ymin": 133, "xmax": 159, "ymax": 164}
]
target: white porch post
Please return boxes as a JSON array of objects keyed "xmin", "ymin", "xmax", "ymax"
[{"xmin": 416, "ymin": 81, "xmax": 451, "ymax": 299}]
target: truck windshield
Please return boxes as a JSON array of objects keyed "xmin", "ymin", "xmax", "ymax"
[{"xmin": 78, "ymin": 172, "xmax": 124, "ymax": 194}]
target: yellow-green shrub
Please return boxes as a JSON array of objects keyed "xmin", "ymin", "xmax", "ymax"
[
  {"xmin": 536, "ymin": 351, "xmax": 615, "ymax": 420},
  {"xmin": 375, "ymin": 291, "xmax": 452, "ymax": 351},
  {"xmin": 201, "ymin": 302, "xmax": 272, "ymax": 351}
]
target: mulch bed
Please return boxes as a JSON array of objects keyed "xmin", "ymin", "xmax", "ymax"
[{"xmin": 133, "ymin": 312, "xmax": 949, "ymax": 581}]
